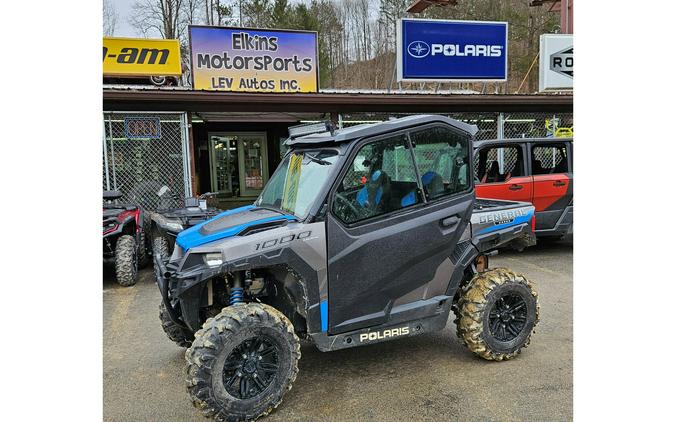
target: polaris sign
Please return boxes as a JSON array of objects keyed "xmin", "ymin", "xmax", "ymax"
[{"xmin": 397, "ymin": 19, "xmax": 508, "ymax": 82}]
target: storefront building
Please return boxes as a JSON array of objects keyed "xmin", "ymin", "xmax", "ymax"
[{"xmin": 102, "ymin": 87, "xmax": 572, "ymax": 210}]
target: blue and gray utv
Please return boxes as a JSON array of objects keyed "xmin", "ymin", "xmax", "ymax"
[{"xmin": 154, "ymin": 115, "xmax": 539, "ymax": 422}]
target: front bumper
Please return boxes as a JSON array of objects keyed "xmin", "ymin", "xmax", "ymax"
[
  {"xmin": 153, "ymin": 252, "xmax": 222, "ymax": 332},
  {"xmin": 153, "ymin": 252, "xmax": 186, "ymax": 329}
]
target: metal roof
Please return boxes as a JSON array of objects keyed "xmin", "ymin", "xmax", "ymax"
[
  {"xmin": 285, "ymin": 115, "xmax": 478, "ymax": 146},
  {"xmin": 103, "ymin": 86, "xmax": 573, "ymax": 114},
  {"xmin": 407, "ymin": 0, "xmax": 458, "ymax": 13},
  {"xmin": 103, "ymin": 84, "xmax": 479, "ymax": 95}
]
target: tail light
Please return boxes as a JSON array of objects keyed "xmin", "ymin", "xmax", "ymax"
[{"xmin": 531, "ymin": 213, "xmax": 536, "ymax": 232}]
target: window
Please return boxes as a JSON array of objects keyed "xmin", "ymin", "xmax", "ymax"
[
  {"xmin": 256, "ymin": 149, "xmax": 338, "ymax": 218},
  {"xmin": 475, "ymin": 145, "xmax": 524, "ymax": 183},
  {"xmin": 332, "ymin": 135, "xmax": 420, "ymax": 224},
  {"xmin": 409, "ymin": 126, "xmax": 471, "ymax": 200},
  {"xmin": 531, "ymin": 144, "xmax": 568, "ymax": 175}
]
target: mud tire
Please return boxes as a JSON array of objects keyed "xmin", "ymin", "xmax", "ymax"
[
  {"xmin": 185, "ymin": 303, "xmax": 300, "ymax": 422},
  {"xmin": 455, "ymin": 268, "xmax": 539, "ymax": 361},
  {"xmin": 152, "ymin": 236, "xmax": 170, "ymax": 276},
  {"xmin": 138, "ymin": 229, "xmax": 150, "ymax": 268},
  {"xmin": 159, "ymin": 301, "xmax": 194, "ymax": 347},
  {"xmin": 114, "ymin": 235, "xmax": 138, "ymax": 287}
]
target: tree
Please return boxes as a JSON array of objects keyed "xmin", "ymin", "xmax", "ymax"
[
  {"xmin": 241, "ymin": 0, "xmax": 271, "ymax": 28},
  {"xmin": 103, "ymin": 0, "xmax": 119, "ymax": 36},
  {"xmin": 205, "ymin": 0, "xmax": 234, "ymax": 26},
  {"xmin": 130, "ymin": 0, "xmax": 184, "ymax": 40}
]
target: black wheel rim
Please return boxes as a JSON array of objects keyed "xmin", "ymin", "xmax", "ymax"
[
  {"xmin": 222, "ymin": 336, "xmax": 280, "ymax": 400},
  {"xmin": 488, "ymin": 293, "xmax": 528, "ymax": 342}
]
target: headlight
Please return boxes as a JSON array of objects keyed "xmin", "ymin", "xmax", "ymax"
[
  {"xmin": 165, "ymin": 221, "xmax": 184, "ymax": 232},
  {"xmin": 204, "ymin": 253, "xmax": 223, "ymax": 267},
  {"xmin": 153, "ymin": 213, "xmax": 184, "ymax": 232}
]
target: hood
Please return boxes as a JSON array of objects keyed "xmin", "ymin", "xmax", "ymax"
[{"xmin": 176, "ymin": 205, "xmax": 297, "ymax": 250}]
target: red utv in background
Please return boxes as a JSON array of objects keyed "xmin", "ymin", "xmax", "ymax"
[
  {"xmin": 103, "ymin": 190, "xmax": 149, "ymax": 286},
  {"xmin": 474, "ymin": 138, "xmax": 573, "ymax": 241}
]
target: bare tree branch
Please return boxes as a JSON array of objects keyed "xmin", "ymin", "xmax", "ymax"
[{"xmin": 103, "ymin": 0, "xmax": 119, "ymax": 36}]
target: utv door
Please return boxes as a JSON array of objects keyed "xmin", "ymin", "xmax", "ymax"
[
  {"xmin": 530, "ymin": 142, "xmax": 573, "ymax": 231},
  {"xmin": 326, "ymin": 126, "xmax": 474, "ymax": 335},
  {"xmin": 474, "ymin": 143, "xmax": 533, "ymax": 203}
]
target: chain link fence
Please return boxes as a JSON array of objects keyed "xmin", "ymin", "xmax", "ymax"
[
  {"xmin": 103, "ymin": 112, "xmax": 191, "ymax": 211},
  {"xmin": 502, "ymin": 112, "xmax": 573, "ymax": 139},
  {"xmin": 337, "ymin": 111, "xmax": 572, "ymax": 141}
]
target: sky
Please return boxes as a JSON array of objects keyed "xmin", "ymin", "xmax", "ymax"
[
  {"xmin": 112, "ymin": 0, "xmax": 137, "ymax": 37},
  {"xmin": 110, "ymin": 0, "xmax": 321, "ymax": 38}
]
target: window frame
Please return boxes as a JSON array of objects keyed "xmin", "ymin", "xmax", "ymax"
[
  {"xmin": 329, "ymin": 130, "xmax": 422, "ymax": 226},
  {"xmin": 328, "ymin": 123, "xmax": 473, "ymax": 228},
  {"xmin": 529, "ymin": 141, "xmax": 571, "ymax": 176},
  {"xmin": 474, "ymin": 143, "xmax": 526, "ymax": 185},
  {"xmin": 407, "ymin": 123, "xmax": 474, "ymax": 204}
]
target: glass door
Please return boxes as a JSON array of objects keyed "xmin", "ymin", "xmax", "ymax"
[
  {"xmin": 208, "ymin": 132, "xmax": 268, "ymax": 198},
  {"xmin": 209, "ymin": 134, "xmax": 237, "ymax": 195},
  {"xmin": 237, "ymin": 133, "xmax": 268, "ymax": 197}
]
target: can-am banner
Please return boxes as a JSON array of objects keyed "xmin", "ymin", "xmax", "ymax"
[
  {"xmin": 397, "ymin": 19, "xmax": 508, "ymax": 82},
  {"xmin": 103, "ymin": 37, "xmax": 182, "ymax": 77},
  {"xmin": 189, "ymin": 26, "xmax": 319, "ymax": 92}
]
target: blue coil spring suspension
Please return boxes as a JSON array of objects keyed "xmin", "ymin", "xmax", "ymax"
[{"xmin": 229, "ymin": 287, "xmax": 244, "ymax": 305}]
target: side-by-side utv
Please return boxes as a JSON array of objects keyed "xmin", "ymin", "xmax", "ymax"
[{"xmin": 154, "ymin": 115, "xmax": 540, "ymax": 421}]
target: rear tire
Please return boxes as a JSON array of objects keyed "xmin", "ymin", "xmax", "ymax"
[
  {"xmin": 186, "ymin": 303, "xmax": 301, "ymax": 422},
  {"xmin": 114, "ymin": 235, "xmax": 138, "ymax": 287},
  {"xmin": 159, "ymin": 302, "xmax": 194, "ymax": 347},
  {"xmin": 455, "ymin": 268, "xmax": 539, "ymax": 361}
]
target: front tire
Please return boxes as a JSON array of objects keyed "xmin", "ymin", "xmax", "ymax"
[
  {"xmin": 152, "ymin": 236, "xmax": 170, "ymax": 276},
  {"xmin": 186, "ymin": 303, "xmax": 301, "ymax": 422},
  {"xmin": 137, "ymin": 229, "xmax": 150, "ymax": 268},
  {"xmin": 159, "ymin": 302, "xmax": 194, "ymax": 347},
  {"xmin": 114, "ymin": 235, "xmax": 138, "ymax": 287},
  {"xmin": 455, "ymin": 268, "xmax": 539, "ymax": 361}
]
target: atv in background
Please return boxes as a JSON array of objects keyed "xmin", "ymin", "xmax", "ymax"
[
  {"xmin": 149, "ymin": 191, "xmax": 220, "ymax": 274},
  {"xmin": 103, "ymin": 190, "xmax": 148, "ymax": 286}
]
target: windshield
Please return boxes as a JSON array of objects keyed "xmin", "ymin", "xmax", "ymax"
[{"xmin": 255, "ymin": 149, "xmax": 339, "ymax": 218}]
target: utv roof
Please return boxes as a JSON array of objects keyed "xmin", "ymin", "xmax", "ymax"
[
  {"xmin": 285, "ymin": 114, "xmax": 478, "ymax": 146},
  {"xmin": 473, "ymin": 137, "xmax": 573, "ymax": 149}
]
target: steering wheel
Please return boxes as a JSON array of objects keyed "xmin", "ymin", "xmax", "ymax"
[{"xmin": 334, "ymin": 192, "xmax": 363, "ymax": 222}]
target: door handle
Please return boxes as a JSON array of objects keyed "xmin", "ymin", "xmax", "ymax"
[
  {"xmin": 553, "ymin": 180, "xmax": 566, "ymax": 187},
  {"xmin": 441, "ymin": 216, "xmax": 460, "ymax": 228},
  {"xmin": 509, "ymin": 184, "xmax": 523, "ymax": 191}
]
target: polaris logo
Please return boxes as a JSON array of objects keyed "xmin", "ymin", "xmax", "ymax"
[
  {"xmin": 407, "ymin": 41, "xmax": 430, "ymax": 58},
  {"xmin": 408, "ymin": 41, "xmax": 503, "ymax": 58},
  {"xmin": 359, "ymin": 326, "xmax": 410, "ymax": 342}
]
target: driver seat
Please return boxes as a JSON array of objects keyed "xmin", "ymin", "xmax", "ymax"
[{"xmin": 356, "ymin": 169, "xmax": 390, "ymax": 212}]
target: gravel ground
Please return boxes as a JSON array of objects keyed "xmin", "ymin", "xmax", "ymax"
[{"xmin": 103, "ymin": 241, "xmax": 572, "ymax": 421}]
